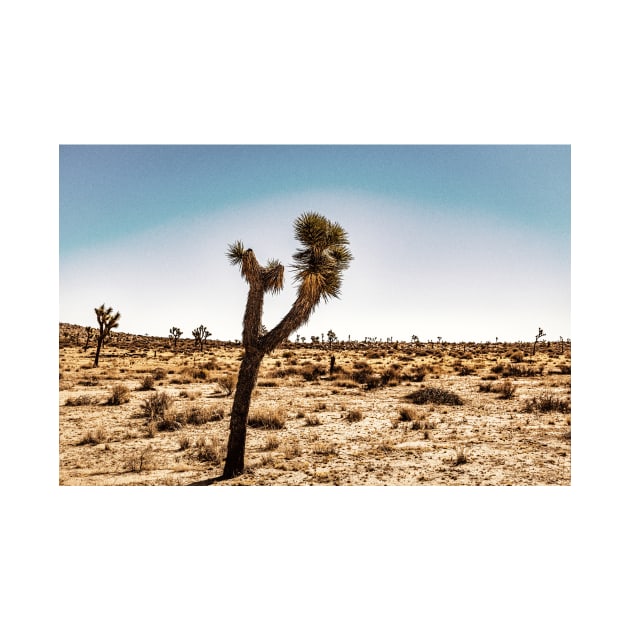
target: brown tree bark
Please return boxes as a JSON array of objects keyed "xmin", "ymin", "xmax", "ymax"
[{"xmin": 222, "ymin": 348, "xmax": 264, "ymax": 478}]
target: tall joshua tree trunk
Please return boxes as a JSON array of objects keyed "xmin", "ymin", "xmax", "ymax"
[{"xmin": 222, "ymin": 213, "xmax": 352, "ymax": 479}]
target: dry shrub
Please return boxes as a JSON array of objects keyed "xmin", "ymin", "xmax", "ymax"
[
  {"xmin": 301, "ymin": 363, "xmax": 327, "ymax": 381},
  {"xmin": 78, "ymin": 425, "xmax": 107, "ymax": 445},
  {"xmin": 195, "ymin": 436, "xmax": 224, "ymax": 464},
  {"xmin": 66, "ymin": 394, "xmax": 99, "ymax": 406},
  {"xmin": 304, "ymin": 414, "xmax": 322, "ymax": 426},
  {"xmin": 453, "ymin": 446, "xmax": 469, "ymax": 466},
  {"xmin": 494, "ymin": 380, "xmax": 517, "ymax": 399},
  {"xmin": 218, "ymin": 375, "xmax": 236, "ymax": 395},
  {"xmin": 184, "ymin": 404, "xmax": 225, "ymax": 425},
  {"xmin": 138, "ymin": 374, "xmax": 155, "ymax": 390},
  {"xmin": 312, "ymin": 441, "xmax": 337, "ymax": 455},
  {"xmin": 524, "ymin": 394, "xmax": 571, "ymax": 414},
  {"xmin": 282, "ymin": 440, "xmax": 302, "ymax": 459},
  {"xmin": 404, "ymin": 386, "xmax": 463, "ymax": 406},
  {"xmin": 123, "ymin": 446, "xmax": 154, "ymax": 472},
  {"xmin": 262, "ymin": 435, "xmax": 280, "ymax": 451},
  {"xmin": 248, "ymin": 405, "xmax": 287, "ymax": 429},
  {"xmin": 346, "ymin": 409, "xmax": 363, "ymax": 422},
  {"xmin": 107, "ymin": 384, "xmax": 130, "ymax": 405},
  {"xmin": 141, "ymin": 391, "xmax": 173, "ymax": 421}
]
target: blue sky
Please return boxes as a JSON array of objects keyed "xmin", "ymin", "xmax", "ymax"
[{"xmin": 59, "ymin": 145, "xmax": 570, "ymax": 342}]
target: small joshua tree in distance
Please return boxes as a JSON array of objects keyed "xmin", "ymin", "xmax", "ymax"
[
  {"xmin": 83, "ymin": 326, "xmax": 93, "ymax": 351},
  {"xmin": 192, "ymin": 324, "xmax": 211, "ymax": 351},
  {"xmin": 533, "ymin": 327, "xmax": 546, "ymax": 355},
  {"xmin": 223, "ymin": 212, "xmax": 352, "ymax": 479},
  {"xmin": 169, "ymin": 326, "xmax": 183, "ymax": 350},
  {"xmin": 93, "ymin": 304, "xmax": 120, "ymax": 367}
]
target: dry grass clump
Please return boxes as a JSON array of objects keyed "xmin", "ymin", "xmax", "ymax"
[
  {"xmin": 217, "ymin": 375, "xmax": 236, "ymax": 396},
  {"xmin": 262, "ymin": 435, "xmax": 281, "ymax": 451},
  {"xmin": 195, "ymin": 436, "xmax": 224, "ymax": 464},
  {"xmin": 247, "ymin": 405, "xmax": 287, "ymax": 429},
  {"xmin": 281, "ymin": 440, "xmax": 302, "ymax": 459},
  {"xmin": 78, "ymin": 424, "xmax": 107, "ymax": 445},
  {"xmin": 524, "ymin": 393, "xmax": 571, "ymax": 414},
  {"xmin": 138, "ymin": 374, "xmax": 155, "ymax": 391},
  {"xmin": 346, "ymin": 408, "xmax": 363, "ymax": 422},
  {"xmin": 304, "ymin": 414, "xmax": 322, "ymax": 426},
  {"xmin": 184, "ymin": 404, "xmax": 225, "ymax": 425},
  {"xmin": 312, "ymin": 441, "xmax": 337, "ymax": 455},
  {"xmin": 107, "ymin": 384, "xmax": 130, "ymax": 405},
  {"xmin": 452, "ymin": 445, "xmax": 469, "ymax": 466},
  {"xmin": 397, "ymin": 406, "xmax": 436, "ymax": 431},
  {"xmin": 495, "ymin": 380, "xmax": 517, "ymax": 400},
  {"xmin": 141, "ymin": 391, "xmax": 173, "ymax": 421},
  {"xmin": 66, "ymin": 394, "xmax": 99, "ymax": 406},
  {"xmin": 300, "ymin": 362, "xmax": 327, "ymax": 382},
  {"xmin": 123, "ymin": 446, "xmax": 154, "ymax": 472},
  {"xmin": 404, "ymin": 386, "xmax": 463, "ymax": 406}
]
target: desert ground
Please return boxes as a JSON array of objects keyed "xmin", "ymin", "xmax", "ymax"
[{"xmin": 59, "ymin": 324, "xmax": 571, "ymax": 485}]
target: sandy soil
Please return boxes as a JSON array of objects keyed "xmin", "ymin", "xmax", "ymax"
[{"xmin": 59, "ymin": 325, "xmax": 571, "ymax": 485}]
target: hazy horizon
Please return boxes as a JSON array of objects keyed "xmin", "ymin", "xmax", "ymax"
[{"xmin": 59, "ymin": 145, "xmax": 570, "ymax": 343}]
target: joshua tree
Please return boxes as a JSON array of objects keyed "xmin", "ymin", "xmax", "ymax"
[
  {"xmin": 327, "ymin": 329, "xmax": 338, "ymax": 346},
  {"xmin": 192, "ymin": 324, "xmax": 211, "ymax": 351},
  {"xmin": 83, "ymin": 326, "xmax": 93, "ymax": 351},
  {"xmin": 223, "ymin": 212, "xmax": 352, "ymax": 478},
  {"xmin": 533, "ymin": 327, "xmax": 546, "ymax": 355},
  {"xmin": 169, "ymin": 326, "xmax": 183, "ymax": 350},
  {"xmin": 93, "ymin": 304, "xmax": 120, "ymax": 367}
]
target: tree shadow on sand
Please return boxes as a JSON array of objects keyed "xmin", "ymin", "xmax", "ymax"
[{"xmin": 187, "ymin": 475, "xmax": 226, "ymax": 486}]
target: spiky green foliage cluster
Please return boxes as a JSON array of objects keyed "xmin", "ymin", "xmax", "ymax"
[{"xmin": 292, "ymin": 212, "xmax": 352, "ymax": 303}]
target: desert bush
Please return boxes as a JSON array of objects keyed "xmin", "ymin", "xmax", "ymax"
[
  {"xmin": 281, "ymin": 440, "xmax": 302, "ymax": 459},
  {"xmin": 404, "ymin": 386, "xmax": 463, "ymax": 406},
  {"xmin": 380, "ymin": 366, "xmax": 401, "ymax": 386},
  {"xmin": 503, "ymin": 364, "xmax": 542, "ymax": 377},
  {"xmin": 141, "ymin": 391, "xmax": 173, "ymax": 421},
  {"xmin": 138, "ymin": 374, "xmax": 155, "ymax": 390},
  {"xmin": 524, "ymin": 394, "xmax": 571, "ymax": 414},
  {"xmin": 78, "ymin": 425, "xmax": 107, "ymax": 445},
  {"xmin": 66, "ymin": 394, "xmax": 99, "ymax": 406},
  {"xmin": 153, "ymin": 367, "xmax": 168, "ymax": 381},
  {"xmin": 123, "ymin": 446, "xmax": 154, "ymax": 472},
  {"xmin": 398, "ymin": 406, "xmax": 419, "ymax": 422},
  {"xmin": 346, "ymin": 409, "xmax": 363, "ymax": 422},
  {"xmin": 107, "ymin": 384, "xmax": 130, "ymax": 405},
  {"xmin": 456, "ymin": 364, "xmax": 476, "ymax": 376},
  {"xmin": 352, "ymin": 361, "xmax": 374, "ymax": 384},
  {"xmin": 301, "ymin": 363, "xmax": 327, "ymax": 381},
  {"xmin": 312, "ymin": 441, "xmax": 337, "ymax": 455},
  {"xmin": 453, "ymin": 446, "xmax": 469, "ymax": 466},
  {"xmin": 478, "ymin": 383, "xmax": 493, "ymax": 393},
  {"xmin": 195, "ymin": 436, "xmax": 224, "ymax": 464},
  {"xmin": 218, "ymin": 375, "xmax": 236, "ymax": 395},
  {"xmin": 495, "ymin": 380, "xmax": 517, "ymax": 399},
  {"xmin": 156, "ymin": 411, "xmax": 183, "ymax": 432},
  {"xmin": 304, "ymin": 414, "xmax": 322, "ymax": 426},
  {"xmin": 248, "ymin": 405, "xmax": 287, "ymax": 429},
  {"xmin": 552, "ymin": 363, "xmax": 571, "ymax": 375},
  {"xmin": 184, "ymin": 404, "xmax": 225, "ymax": 425},
  {"xmin": 179, "ymin": 434, "xmax": 192, "ymax": 450},
  {"xmin": 402, "ymin": 364, "xmax": 429, "ymax": 382},
  {"xmin": 262, "ymin": 435, "xmax": 280, "ymax": 450},
  {"xmin": 509, "ymin": 350, "xmax": 525, "ymax": 363},
  {"xmin": 257, "ymin": 379, "xmax": 280, "ymax": 387}
]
